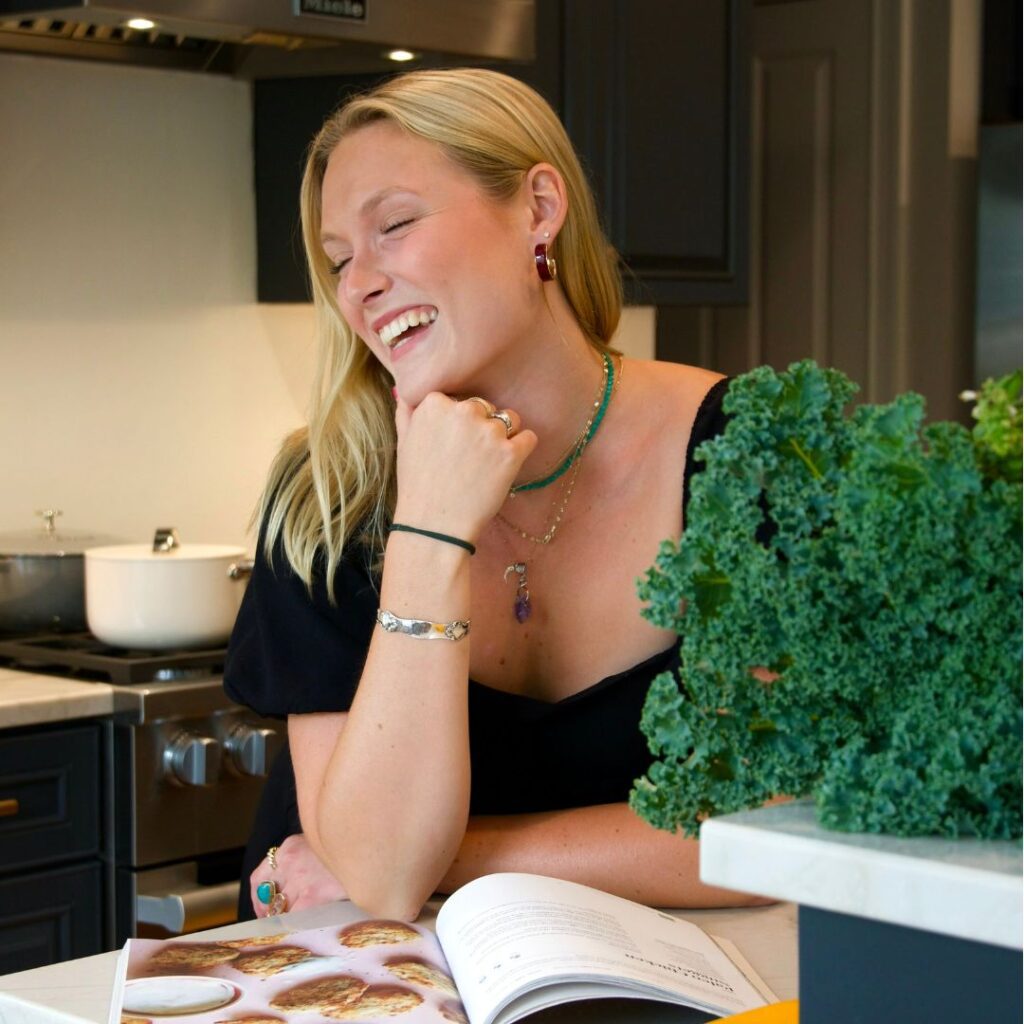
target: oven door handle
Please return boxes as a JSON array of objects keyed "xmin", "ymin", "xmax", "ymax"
[{"xmin": 137, "ymin": 880, "xmax": 240, "ymax": 935}]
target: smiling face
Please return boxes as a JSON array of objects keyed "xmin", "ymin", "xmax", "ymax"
[{"xmin": 319, "ymin": 121, "xmax": 540, "ymax": 404}]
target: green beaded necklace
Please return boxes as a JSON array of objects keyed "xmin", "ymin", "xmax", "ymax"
[{"xmin": 509, "ymin": 352, "xmax": 615, "ymax": 496}]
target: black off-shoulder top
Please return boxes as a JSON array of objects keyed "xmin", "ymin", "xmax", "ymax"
[{"xmin": 224, "ymin": 378, "xmax": 728, "ymax": 881}]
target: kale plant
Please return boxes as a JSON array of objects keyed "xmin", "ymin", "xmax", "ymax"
[{"xmin": 631, "ymin": 361, "xmax": 1022, "ymax": 839}]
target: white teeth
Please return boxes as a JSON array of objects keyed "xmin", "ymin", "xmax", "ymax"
[{"xmin": 379, "ymin": 307, "xmax": 438, "ymax": 347}]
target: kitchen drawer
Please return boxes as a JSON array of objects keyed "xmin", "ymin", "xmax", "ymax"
[
  {"xmin": 0, "ymin": 861, "xmax": 104, "ymax": 973},
  {"xmin": 0, "ymin": 724, "xmax": 101, "ymax": 873}
]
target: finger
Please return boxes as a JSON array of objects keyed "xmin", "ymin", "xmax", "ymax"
[
  {"xmin": 463, "ymin": 396, "xmax": 497, "ymax": 416},
  {"xmin": 394, "ymin": 393, "xmax": 413, "ymax": 445},
  {"xmin": 508, "ymin": 427, "xmax": 539, "ymax": 460},
  {"xmin": 488, "ymin": 407, "xmax": 521, "ymax": 438}
]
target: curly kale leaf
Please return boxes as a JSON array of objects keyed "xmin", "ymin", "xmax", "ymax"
[
  {"xmin": 631, "ymin": 361, "xmax": 1022, "ymax": 839},
  {"xmin": 961, "ymin": 369, "xmax": 1022, "ymax": 483}
]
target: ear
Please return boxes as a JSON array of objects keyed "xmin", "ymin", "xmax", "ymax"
[{"xmin": 523, "ymin": 163, "xmax": 567, "ymax": 241}]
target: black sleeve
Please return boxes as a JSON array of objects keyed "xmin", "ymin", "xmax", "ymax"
[
  {"xmin": 682, "ymin": 376, "xmax": 730, "ymax": 515},
  {"xmin": 223, "ymin": 526, "xmax": 378, "ymax": 718}
]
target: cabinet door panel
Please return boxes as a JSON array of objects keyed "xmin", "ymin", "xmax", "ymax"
[
  {"xmin": 0, "ymin": 862, "xmax": 104, "ymax": 973},
  {"xmin": 0, "ymin": 724, "xmax": 101, "ymax": 873},
  {"xmin": 563, "ymin": 0, "xmax": 750, "ymax": 304}
]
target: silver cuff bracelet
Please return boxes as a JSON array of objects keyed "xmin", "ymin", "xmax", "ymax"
[{"xmin": 376, "ymin": 608, "xmax": 470, "ymax": 641}]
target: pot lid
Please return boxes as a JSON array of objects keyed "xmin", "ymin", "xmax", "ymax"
[
  {"xmin": 0, "ymin": 509, "xmax": 120, "ymax": 556},
  {"xmin": 85, "ymin": 543, "xmax": 246, "ymax": 561}
]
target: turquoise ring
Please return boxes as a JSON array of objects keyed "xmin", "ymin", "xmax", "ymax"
[{"xmin": 256, "ymin": 880, "xmax": 277, "ymax": 905}]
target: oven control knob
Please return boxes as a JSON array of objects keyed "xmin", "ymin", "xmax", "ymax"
[
  {"xmin": 224, "ymin": 724, "xmax": 276, "ymax": 777},
  {"xmin": 164, "ymin": 732, "xmax": 221, "ymax": 786}
]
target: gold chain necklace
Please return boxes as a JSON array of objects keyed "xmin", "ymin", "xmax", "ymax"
[{"xmin": 494, "ymin": 357, "xmax": 622, "ymax": 622}]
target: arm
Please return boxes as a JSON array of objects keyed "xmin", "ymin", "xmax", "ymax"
[
  {"xmin": 438, "ymin": 803, "xmax": 771, "ymax": 909},
  {"xmin": 290, "ymin": 393, "xmax": 536, "ymax": 921},
  {"xmin": 264, "ymin": 794, "xmax": 770, "ymax": 914},
  {"xmin": 291, "ymin": 714, "xmax": 765, "ymax": 912}
]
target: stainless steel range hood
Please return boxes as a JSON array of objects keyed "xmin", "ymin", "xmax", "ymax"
[{"xmin": 0, "ymin": 0, "xmax": 535, "ymax": 77}]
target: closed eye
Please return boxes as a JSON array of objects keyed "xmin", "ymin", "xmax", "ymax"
[
  {"xmin": 328, "ymin": 256, "xmax": 350, "ymax": 276},
  {"xmin": 383, "ymin": 217, "xmax": 413, "ymax": 234}
]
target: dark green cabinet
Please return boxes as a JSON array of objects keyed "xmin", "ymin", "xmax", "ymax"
[
  {"xmin": 254, "ymin": 0, "xmax": 749, "ymax": 306},
  {"xmin": 0, "ymin": 723, "xmax": 107, "ymax": 973}
]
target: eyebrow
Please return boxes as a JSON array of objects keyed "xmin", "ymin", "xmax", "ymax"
[{"xmin": 320, "ymin": 186, "xmax": 410, "ymax": 243}]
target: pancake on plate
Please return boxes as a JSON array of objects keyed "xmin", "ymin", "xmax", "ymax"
[
  {"xmin": 219, "ymin": 933, "xmax": 290, "ymax": 948},
  {"xmin": 439, "ymin": 1001, "xmax": 470, "ymax": 1024},
  {"xmin": 270, "ymin": 975, "xmax": 368, "ymax": 1014},
  {"xmin": 384, "ymin": 957, "xmax": 459, "ymax": 997},
  {"xmin": 323, "ymin": 984, "xmax": 423, "ymax": 1020},
  {"xmin": 214, "ymin": 1017, "xmax": 284, "ymax": 1024},
  {"xmin": 232, "ymin": 945, "xmax": 313, "ymax": 977},
  {"xmin": 148, "ymin": 943, "xmax": 239, "ymax": 970},
  {"xmin": 337, "ymin": 920, "xmax": 421, "ymax": 948},
  {"xmin": 211, "ymin": 1015, "xmax": 284, "ymax": 1024}
]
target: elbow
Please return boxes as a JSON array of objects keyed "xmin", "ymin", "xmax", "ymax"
[{"xmin": 345, "ymin": 877, "xmax": 430, "ymax": 923}]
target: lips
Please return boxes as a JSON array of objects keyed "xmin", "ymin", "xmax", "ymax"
[{"xmin": 375, "ymin": 306, "xmax": 438, "ymax": 348}]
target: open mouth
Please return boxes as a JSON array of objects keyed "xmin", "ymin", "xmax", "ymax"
[{"xmin": 378, "ymin": 306, "xmax": 438, "ymax": 349}]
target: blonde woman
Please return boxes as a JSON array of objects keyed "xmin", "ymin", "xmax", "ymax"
[{"xmin": 225, "ymin": 68, "xmax": 763, "ymax": 921}]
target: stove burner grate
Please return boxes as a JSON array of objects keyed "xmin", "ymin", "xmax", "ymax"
[{"xmin": 0, "ymin": 632, "xmax": 226, "ymax": 684}]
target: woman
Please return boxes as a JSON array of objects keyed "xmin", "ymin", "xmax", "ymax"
[{"xmin": 225, "ymin": 67, "xmax": 763, "ymax": 921}]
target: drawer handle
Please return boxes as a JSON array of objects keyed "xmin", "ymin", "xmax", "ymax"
[{"xmin": 0, "ymin": 798, "xmax": 19, "ymax": 818}]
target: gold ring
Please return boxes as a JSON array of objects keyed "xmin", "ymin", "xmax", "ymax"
[
  {"xmin": 488, "ymin": 410, "xmax": 514, "ymax": 438},
  {"xmin": 269, "ymin": 890, "xmax": 288, "ymax": 916},
  {"xmin": 465, "ymin": 396, "xmax": 496, "ymax": 415},
  {"xmin": 266, "ymin": 845, "xmax": 279, "ymax": 870}
]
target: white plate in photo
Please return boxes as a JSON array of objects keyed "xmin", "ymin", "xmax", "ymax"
[{"xmin": 123, "ymin": 976, "xmax": 239, "ymax": 1015}]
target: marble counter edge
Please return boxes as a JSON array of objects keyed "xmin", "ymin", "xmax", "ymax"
[
  {"xmin": 0, "ymin": 671, "xmax": 115, "ymax": 727},
  {"xmin": 699, "ymin": 803, "xmax": 1022, "ymax": 950}
]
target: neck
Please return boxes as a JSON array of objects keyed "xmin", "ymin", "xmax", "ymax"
[{"xmin": 482, "ymin": 313, "xmax": 609, "ymax": 490}]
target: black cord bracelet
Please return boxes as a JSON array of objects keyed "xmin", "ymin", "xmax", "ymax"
[{"xmin": 389, "ymin": 523, "xmax": 476, "ymax": 555}]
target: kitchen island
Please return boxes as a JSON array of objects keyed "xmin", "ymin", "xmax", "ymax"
[
  {"xmin": 701, "ymin": 800, "xmax": 1023, "ymax": 1023},
  {"xmin": 0, "ymin": 897, "xmax": 797, "ymax": 1023}
]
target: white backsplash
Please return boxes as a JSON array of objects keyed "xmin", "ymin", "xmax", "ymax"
[{"xmin": 0, "ymin": 53, "xmax": 653, "ymax": 550}]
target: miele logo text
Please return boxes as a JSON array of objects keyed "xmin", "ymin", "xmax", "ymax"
[{"xmin": 298, "ymin": 0, "xmax": 367, "ymax": 21}]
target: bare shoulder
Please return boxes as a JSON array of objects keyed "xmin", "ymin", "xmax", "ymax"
[{"xmin": 619, "ymin": 358, "xmax": 725, "ymax": 432}]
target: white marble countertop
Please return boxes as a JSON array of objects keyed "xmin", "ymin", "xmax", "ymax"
[
  {"xmin": 0, "ymin": 667, "xmax": 114, "ymax": 729},
  {"xmin": 0, "ymin": 899, "xmax": 798, "ymax": 1023},
  {"xmin": 700, "ymin": 800, "xmax": 1023, "ymax": 950}
]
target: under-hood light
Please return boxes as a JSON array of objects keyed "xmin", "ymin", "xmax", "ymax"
[
  {"xmin": 125, "ymin": 17, "xmax": 155, "ymax": 30},
  {"xmin": 386, "ymin": 49, "xmax": 417, "ymax": 62}
]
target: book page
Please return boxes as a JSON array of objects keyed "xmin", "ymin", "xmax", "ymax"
[
  {"xmin": 108, "ymin": 919, "xmax": 469, "ymax": 1023},
  {"xmin": 436, "ymin": 873, "xmax": 766, "ymax": 1024}
]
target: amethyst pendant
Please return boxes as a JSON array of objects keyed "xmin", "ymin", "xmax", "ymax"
[{"xmin": 503, "ymin": 561, "xmax": 531, "ymax": 624}]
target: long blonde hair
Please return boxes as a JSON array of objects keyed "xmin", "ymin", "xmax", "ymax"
[{"xmin": 260, "ymin": 68, "xmax": 623, "ymax": 597}]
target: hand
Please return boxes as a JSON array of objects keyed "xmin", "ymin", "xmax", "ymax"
[
  {"xmin": 393, "ymin": 392, "xmax": 537, "ymax": 544},
  {"xmin": 249, "ymin": 833, "xmax": 349, "ymax": 917}
]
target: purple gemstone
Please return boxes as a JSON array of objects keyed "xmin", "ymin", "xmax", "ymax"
[{"xmin": 514, "ymin": 592, "xmax": 532, "ymax": 623}]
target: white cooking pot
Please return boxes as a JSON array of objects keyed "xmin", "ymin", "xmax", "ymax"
[{"xmin": 85, "ymin": 531, "xmax": 253, "ymax": 650}]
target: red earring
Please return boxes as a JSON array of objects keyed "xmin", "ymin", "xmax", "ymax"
[{"xmin": 534, "ymin": 243, "xmax": 557, "ymax": 282}]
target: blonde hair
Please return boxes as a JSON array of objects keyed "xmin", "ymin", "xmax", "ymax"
[{"xmin": 260, "ymin": 68, "xmax": 623, "ymax": 596}]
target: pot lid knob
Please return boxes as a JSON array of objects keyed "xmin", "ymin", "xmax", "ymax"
[
  {"xmin": 153, "ymin": 527, "xmax": 180, "ymax": 554},
  {"xmin": 34, "ymin": 508, "xmax": 62, "ymax": 534}
]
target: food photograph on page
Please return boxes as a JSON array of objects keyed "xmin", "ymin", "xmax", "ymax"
[{"xmin": 112, "ymin": 920, "xmax": 468, "ymax": 1024}]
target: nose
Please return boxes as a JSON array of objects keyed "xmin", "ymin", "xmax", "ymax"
[{"xmin": 341, "ymin": 250, "xmax": 388, "ymax": 307}]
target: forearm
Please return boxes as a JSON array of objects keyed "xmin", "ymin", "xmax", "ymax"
[
  {"xmin": 437, "ymin": 802, "xmax": 769, "ymax": 909},
  {"xmin": 315, "ymin": 533, "xmax": 473, "ymax": 919}
]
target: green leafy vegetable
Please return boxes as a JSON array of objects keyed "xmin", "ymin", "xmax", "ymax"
[{"xmin": 631, "ymin": 361, "xmax": 1022, "ymax": 839}]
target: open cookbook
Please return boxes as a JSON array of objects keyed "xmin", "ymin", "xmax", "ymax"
[{"xmin": 109, "ymin": 872, "xmax": 775, "ymax": 1024}]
